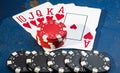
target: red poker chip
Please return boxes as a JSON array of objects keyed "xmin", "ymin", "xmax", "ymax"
[
  {"xmin": 36, "ymin": 19, "xmax": 67, "ymax": 49},
  {"xmin": 36, "ymin": 36, "xmax": 51, "ymax": 49},
  {"xmin": 36, "ymin": 35, "xmax": 65, "ymax": 49},
  {"xmin": 44, "ymin": 32, "xmax": 67, "ymax": 43},
  {"xmin": 39, "ymin": 34, "xmax": 66, "ymax": 44},
  {"xmin": 40, "ymin": 41, "xmax": 64, "ymax": 49},
  {"xmin": 37, "ymin": 20, "xmax": 67, "ymax": 40}
]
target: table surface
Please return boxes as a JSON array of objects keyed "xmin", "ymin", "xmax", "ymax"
[{"xmin": 0, "ymin": 0, "xmax": 120, "ymax": 73}]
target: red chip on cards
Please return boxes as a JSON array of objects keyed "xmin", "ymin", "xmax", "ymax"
[
  {"xmin": 36, "ymin": 19, "xmax": 67, "ymax": 49},
  {"xmin": 36, "ymin": 35, "xmax": 64, "ymax": 49}
]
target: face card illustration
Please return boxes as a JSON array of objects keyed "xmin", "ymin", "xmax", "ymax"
[{"xmin": 64, "ymin": 13, "xmax": 88, "ymax": 40}]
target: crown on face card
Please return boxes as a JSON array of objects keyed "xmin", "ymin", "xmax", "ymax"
[{"xmin": 12, "ymin": 2, "xmax": 101, "ymax": 51}]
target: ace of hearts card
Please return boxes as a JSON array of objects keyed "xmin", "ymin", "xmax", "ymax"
[{"xmin": 52, "ymin": 3, "xmax": 101, "ymax": 51}]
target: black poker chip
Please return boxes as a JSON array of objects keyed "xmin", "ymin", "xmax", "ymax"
[
  {"xmin": 47, "ymin": 50, "xmax": 72, "ymax": 73},
  {"xmin": 7, "ymin": 50, "xmax": 31, "ymax": 73},
  {"xmin": 26, "ymin": 50, "xmax": 53, "ymax": 73},
  {"xmin": 64, "ymin": 50, "xmax": 87, "ymax": 73},
  {"xmin": 80, "ymin": 50, "xmax": 111, "ymax": 73}
]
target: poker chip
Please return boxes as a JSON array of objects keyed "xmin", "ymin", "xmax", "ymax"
[
  {"xmin": 7, "ymin": 50, "xmax": 31, "ymax": 73},
  {"xmin": 37, "ymin": 20, "xmax": 66, "ymax": 40},
  {"xmin": 36, "ymin": 37, "xmax": 64, "ymax": 49},
  {"xmin": 80, "ymin": 50, "xmax": 111, "ymax": 73},
  {"xmin": 64, "ymin": 50, "xmax": 87, "ymax": 73},
  {"xmin": 26, "ymin": 50, "xmax": 53, "ymax": 73},
  {"xmin": 47, "ymin": 50, "xmax": 71, "ymax": 73},
  {"xmin": 36, "ymin": 35, "xmax": 64, "ymax": 49},
  {"xmin": 36, "ymin": 19, "xmax": 67, "ymax": 49}
]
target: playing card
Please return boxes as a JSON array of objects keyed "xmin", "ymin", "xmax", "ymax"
[
  {"xmin": 50, "ymin": 3, "xmax": 101, "ymax": 51},
  {"xmin": 12, "ymin": 2, "xmax": 53, "ymax": 39}
]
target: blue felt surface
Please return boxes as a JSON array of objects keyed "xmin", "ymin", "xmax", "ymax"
[{"xmin": 0, "ymin": 0, "xmax": 120, "ymax": 73}]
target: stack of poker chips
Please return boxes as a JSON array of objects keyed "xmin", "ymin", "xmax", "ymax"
[
  {"xmin": 36, "ymin": 19, "xmax": 67, "ymax": 49},
  {"xmin": 7, "ymin": 49, "xmax": 111, "ymax": 73}
]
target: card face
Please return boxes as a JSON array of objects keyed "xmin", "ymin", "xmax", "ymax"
[
  {"xmin": 64, "ymin": 13, "xmax": 88, "ymax": 40},
  {"xmin": 12, "ymin": 2, "xmax": 53, "ymax": 39},
  {"xmin": 50, "ymin": 4, "xmax": 101, "ymax": 51}
]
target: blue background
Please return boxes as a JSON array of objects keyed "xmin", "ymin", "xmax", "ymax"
[{"xmin": 0, "ymin": 0, "xmax": 120, "ymax": 73}]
